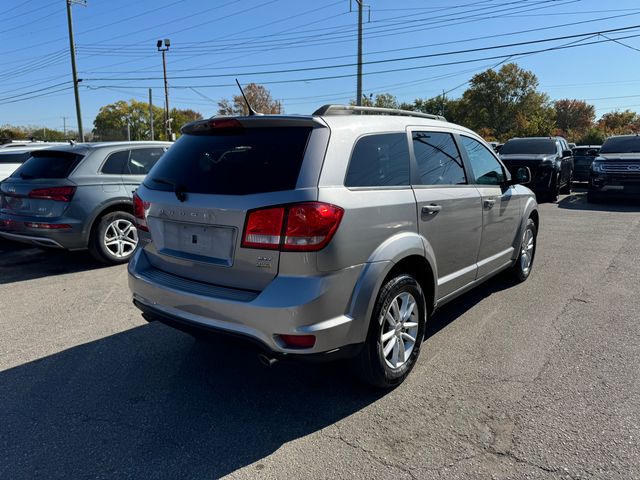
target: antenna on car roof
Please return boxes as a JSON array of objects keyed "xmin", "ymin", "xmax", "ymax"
[{"xmin": 235, "ymin": 79, "xmax": 259, "ymax": 116}]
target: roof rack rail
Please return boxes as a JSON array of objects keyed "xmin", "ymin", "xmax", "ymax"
[{"xmin": 312, "ymin": 104, "xmax": 446, "ymax": 121}]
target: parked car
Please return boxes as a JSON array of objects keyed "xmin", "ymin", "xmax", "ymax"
[
  {"xmin": 0, "ymin": 141, "xmax": 172, "ymax": 263},
  {"xmin": 499, "ymin": 136, "xmax": 573, "ymax": 201},
  {"xmin": 572, "ymin": 145, "xmax": 601, "ymax": 182},
  {"xmin": 589, "ymin": 135, "xmax": 640, "ymax": 201},
  {"xmin": 487, "ymin": 141, "xmax": 503, "ymax": 153},
  {"xmin": 0, "ymin": 143, "xmax": 67, "ymax": 180},
  {"xmin": 127, "ymin": 105, "xmax": 539, "ymax": 388}
]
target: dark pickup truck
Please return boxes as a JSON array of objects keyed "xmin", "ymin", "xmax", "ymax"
[
  {"xmin": 589, "ymin": 135, "xmax": 640, "ymax": 202},
  {"xmin": 499, "ymin": 137, "xmax": 573, "ymax": 202}
]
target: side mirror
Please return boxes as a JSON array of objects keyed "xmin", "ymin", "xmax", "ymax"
[
  {"xmin": 562, "ymin": 149, "xmax": 573, "ymax": 157},
  {"xmin": 514, "ymin": 166, "xmax": 531, "ymax": 185}
]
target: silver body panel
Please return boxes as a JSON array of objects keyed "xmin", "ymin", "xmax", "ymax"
[{"xmin": 128, "ymin": 115, "xmax": 537, "ymax": 356}]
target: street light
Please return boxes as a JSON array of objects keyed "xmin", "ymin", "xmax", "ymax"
[{"xmin": 157, "ymin": 39, "xmax": 171, "ymax": 140}]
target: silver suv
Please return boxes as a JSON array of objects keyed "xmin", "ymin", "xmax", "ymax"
[
  {"xmin": 0, "ymin": 141, "xmax": 171, "ymax": 263},
  {"xmin": 128, "ymin": 106, "xmax": 538, "ymax": 387}
]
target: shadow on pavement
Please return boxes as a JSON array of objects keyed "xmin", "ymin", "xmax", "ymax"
[
  {"xmin": 0, "ymin": 323, "xmax": 385, "ymax": 479},
  {"xmin": 425, "ymin": 273, "xmax": 515, "ymax": 340},
  {"xmin": 558, "ymin": 191, "xmax": 640, "ymax": 212},
  {"xmin": 0, "ymin": 238, "xmax": 107, "ymax": 284}
]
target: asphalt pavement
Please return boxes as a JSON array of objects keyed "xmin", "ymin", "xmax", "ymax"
[{"xmin": 1, "ymin": 190, "xmax": 639, "ymax": 479}]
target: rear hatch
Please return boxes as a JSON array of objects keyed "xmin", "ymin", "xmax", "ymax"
[
  {"xmin": 0, "ymin": 150, "xmax": 83, "ymax": 218},
  {"xmin": 136, "ymin": 117, "xmax": 328, "ymax": 292}
]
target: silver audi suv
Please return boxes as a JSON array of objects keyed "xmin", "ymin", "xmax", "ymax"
[
  {"xmin": 0, "ymin": 141, "xmax": 171, "ymax": 263},
  {"xmin": 128, "ymin": 106, "xmax": 538, "ymax": 387}
]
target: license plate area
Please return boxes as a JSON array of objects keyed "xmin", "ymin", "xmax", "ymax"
[{"xmin": 160, "ymin": 221, "xmax": 236, "ymax": 266}]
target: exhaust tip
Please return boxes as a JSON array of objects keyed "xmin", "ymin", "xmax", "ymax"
[{"xmin": 257, "ymin": 353, "xmax": 278, "ymax": 367}]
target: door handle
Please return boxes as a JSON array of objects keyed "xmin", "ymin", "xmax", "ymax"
[
  {"xmin": 484, "ymin": 198, "xmax": 496, "ymax": 209},
  {"xmin": 421, "ymin": 204, "xmax": 442, "ymax": 215}
]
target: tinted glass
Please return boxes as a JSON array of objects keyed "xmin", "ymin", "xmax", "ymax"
[
  {"xmin": 145, "ymin": 127, "xmax": 310, "ymax": 195},
  {"xmin": 101, "ymin": 150, "xmax": 128, "ymax": 174},
  {"xmin": 345, "ymin": 133, "xmax": 410, "ymax": 187},
  {"xmin": 600, "ymin": 136, "xmax": 640, "ymax": 154},
  {"xmin": 573, "ymin": 147, "xmax": 599, "ymax": 156},
  {"xmin": 500, "ymin": 139, "xmax": 557, "ymax": 155},
  {"xmin": 412, "ymin": 131, "xmax": 466, "ymax": 185},
  {"xmin": 0, "ymin": 152, "xmax": 30, "ymax": 164},
  {"xmin": 11, "ymin": 151, "xmax": 83, "ymax": 179},
  {"xmin": 461, "ymin": 136, "xmax": 505, "ymax": 185},
  {"xmin": 126, "ymin": 148, "xmax": 164, "ymax": 175}
]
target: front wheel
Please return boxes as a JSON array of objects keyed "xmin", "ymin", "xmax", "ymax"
[
  {"xmin": 352, "ymin": 274, "xmax": 427, "ymax": 388},
  {"xmin": 510, "ymin": 218, "xmax": 537, "ymax": 283},
  {"xmin": 89, "ymin": 211, "xmax": 139, "ymax": 264},
  {"xmin": 560, "ymin": 172, "xmax": 572, "ymax": 194},
  {"xmin": 547, "ymin": 173, "xmax": 560, "ymax": 202}
]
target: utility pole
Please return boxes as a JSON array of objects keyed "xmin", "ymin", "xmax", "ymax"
[
  {"xmin": 148, "ymin": 88, "xmax": 154, "ymax": 141},
  {"xmin": 62, "ymin": 116, "xmax": 67, "ymax": 137},
  {"xmin": 350, "ymin": 1, "xmax": 370, "ymax": 106},
  {"xmin": 66, "ymin": 0, "xmax": 86, "ymax": 142},
  {"xmin": 157, "ymin": 39, "xmax": 171, "ymax": 140}
]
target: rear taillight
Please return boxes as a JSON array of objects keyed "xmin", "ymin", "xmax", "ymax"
[
  {"xmin": 241, "ymin": 207, "xmax": 285, "ymax": 250},
  {"xmin": 133, "ymin": 191, "xmax": 150, "ymax": 232},
  {"xmin": 28, "ymin": 186, "xmax": 76, "ymax": 202},
  {"xmin": 241, "ymin": 202, "xmax": 343, "ymax": 252}
]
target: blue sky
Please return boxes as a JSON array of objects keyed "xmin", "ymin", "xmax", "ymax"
[{"xmin": 2, "ymin": 0, "xmax": 640, "ymax": 132}]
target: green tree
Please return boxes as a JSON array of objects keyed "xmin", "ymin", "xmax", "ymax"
[
  {"xmin": 217, "ymin": 83, "xmax": 281, "ymax": 115},
  {"xmin": 597, "ymin": 110, "xmax": 639, "ymax": 135},
  {"xmin": 354, "ymin": 92, "xmax": 400, "ymax": 109},
  {"xmin": 93, "ymin": 99, "xmax": 202, "ymax": 141},
  {"xmin": 402, "ymin": 96, "xmax": 465, "ymax": 124},
  {"xmin": 459, "ymin": 63, "xmax": 555, "ymax": 141},
  {"xmin": 554, "ymin": 99, "xmax": 595, "ymax": 140},
  {"xmin": 576, "ymin": 127, "xmax": 606, "ymax": 146}
]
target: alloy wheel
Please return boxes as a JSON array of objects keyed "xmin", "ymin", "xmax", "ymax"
[
  {"xmin": 380, "ymin": 292, "xmax": 420, "ymax": 369},
  {"xmin": 103, "ymin": 218, "xmax": 138, "ymax": 258},
  {"xmin": 519, "ymin": 227, "xmax": 535, "ymax": 275}
]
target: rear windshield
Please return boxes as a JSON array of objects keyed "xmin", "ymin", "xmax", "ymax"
[
  {"xmin": 0, "ymin": 152, "xmax": 30, "ymax": 164},
  {"xmin": 500, "ymin": 139, "xmax": 557, "ymax": 155},
  {"xmin": 11, "ymin": 151, "xmax": 84, "ymax": 179},
  {"xmin": 573, "ymin": 147, "xmax": 599, "ymax": 156},
  {"xmin": 144, "ymin": 127, "xmax": 312, "ymax": 195},
  {"xmin": 600, "ymin": 136, "xmax": 640, "ymax": 154}
]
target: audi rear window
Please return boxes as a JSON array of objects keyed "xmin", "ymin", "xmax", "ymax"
[
  {"xmin": 500, "ymin": 139, "xmax": 557, "ymax": 155},
  {"xmin": 144, "ymin": 127, "xmax": 312, "ymax": 195},
  {"xmin": 11, "ymin": 151, "xmax": 84, "ymax": 179},
  {"xmin": 600, "ymin": 137, "xmax": 640, "ymax": 154}
]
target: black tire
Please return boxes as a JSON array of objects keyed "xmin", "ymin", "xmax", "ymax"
[
  {"xmin": 547, "ymin": 173, "xmax": 560, "ymax": 202},
  {"xmin": 560, "ymin": 172, "xmax": 572, "ymax": 194},
  {"xmin": 89, "ymin": 211, "xmax": 139, "ymax": 264},
  {"xmin": 352, "ymin": 274, "xmax": 427, "ymax": 388},
  {"xmin": 510, "ymin": 218, "xmax": 537, "ymax": 283}
]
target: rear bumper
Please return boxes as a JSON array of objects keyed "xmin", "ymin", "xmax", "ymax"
[
  {"xmin": 128, "ymin": 248, "xmax": 367, "ymax": 357},
  {"xmin": 0, "ymin": 214, "xmax": 87, "ymax": 250}
]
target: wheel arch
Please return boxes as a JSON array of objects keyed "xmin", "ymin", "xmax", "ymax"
[{"xmin": 84, "ymin": 200, "xmax": 133, "ymax": 246}]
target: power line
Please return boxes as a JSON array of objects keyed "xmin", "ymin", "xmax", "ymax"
[{"xmin": 82, "ymin": 24, "xmax": 640, "ymax": 82}]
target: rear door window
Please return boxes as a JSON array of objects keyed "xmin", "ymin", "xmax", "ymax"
[
  {"xmin": 101, "ymin": 150, "xmax": 128, "ymax": 174},
  {"xmin": 11, "ymin": 151, "xmax": 83, "ymax": 179},
  {"xmin": 145, "ymin": 127, "xmax": 311, "ymax": 195},
  {"xmin": 345, "ymin": 133, "xmax": 410, "ymax": 187},
  {"xmin": 412, "ymin": 131, "xmax": 466, "ymax": 185}
]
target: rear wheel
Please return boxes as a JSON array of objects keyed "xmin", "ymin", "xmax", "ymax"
[
  {"xmin": 510, "ymin": 218, "xmax": 537, "ymax": 283},
  {"xmin": 560, "ymin": 172, "xmax": 572, "ymax": 194},
  {"xmin": 89, "ymin": 211, "xmax": 138, "ymax": 264},
  {"xmin": 352, "ymin": 274, "xmax": 427, "ymax": 388}
]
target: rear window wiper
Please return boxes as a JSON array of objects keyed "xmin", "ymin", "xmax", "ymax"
[{"xmin": 151, "ymin": 177, "xmax": 187, "ymax": 202}]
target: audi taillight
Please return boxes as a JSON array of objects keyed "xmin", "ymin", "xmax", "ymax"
[
  {"xmin": 28, "ymin": 186, "xmax": 76, "ymax": 202},
  {"xmin": 133, "ymin": 191, "xmax": 150, "ymax": 232},
  {"xmin": 241, "ymin": 202, "xmax": 343, "ymax": 252}
]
